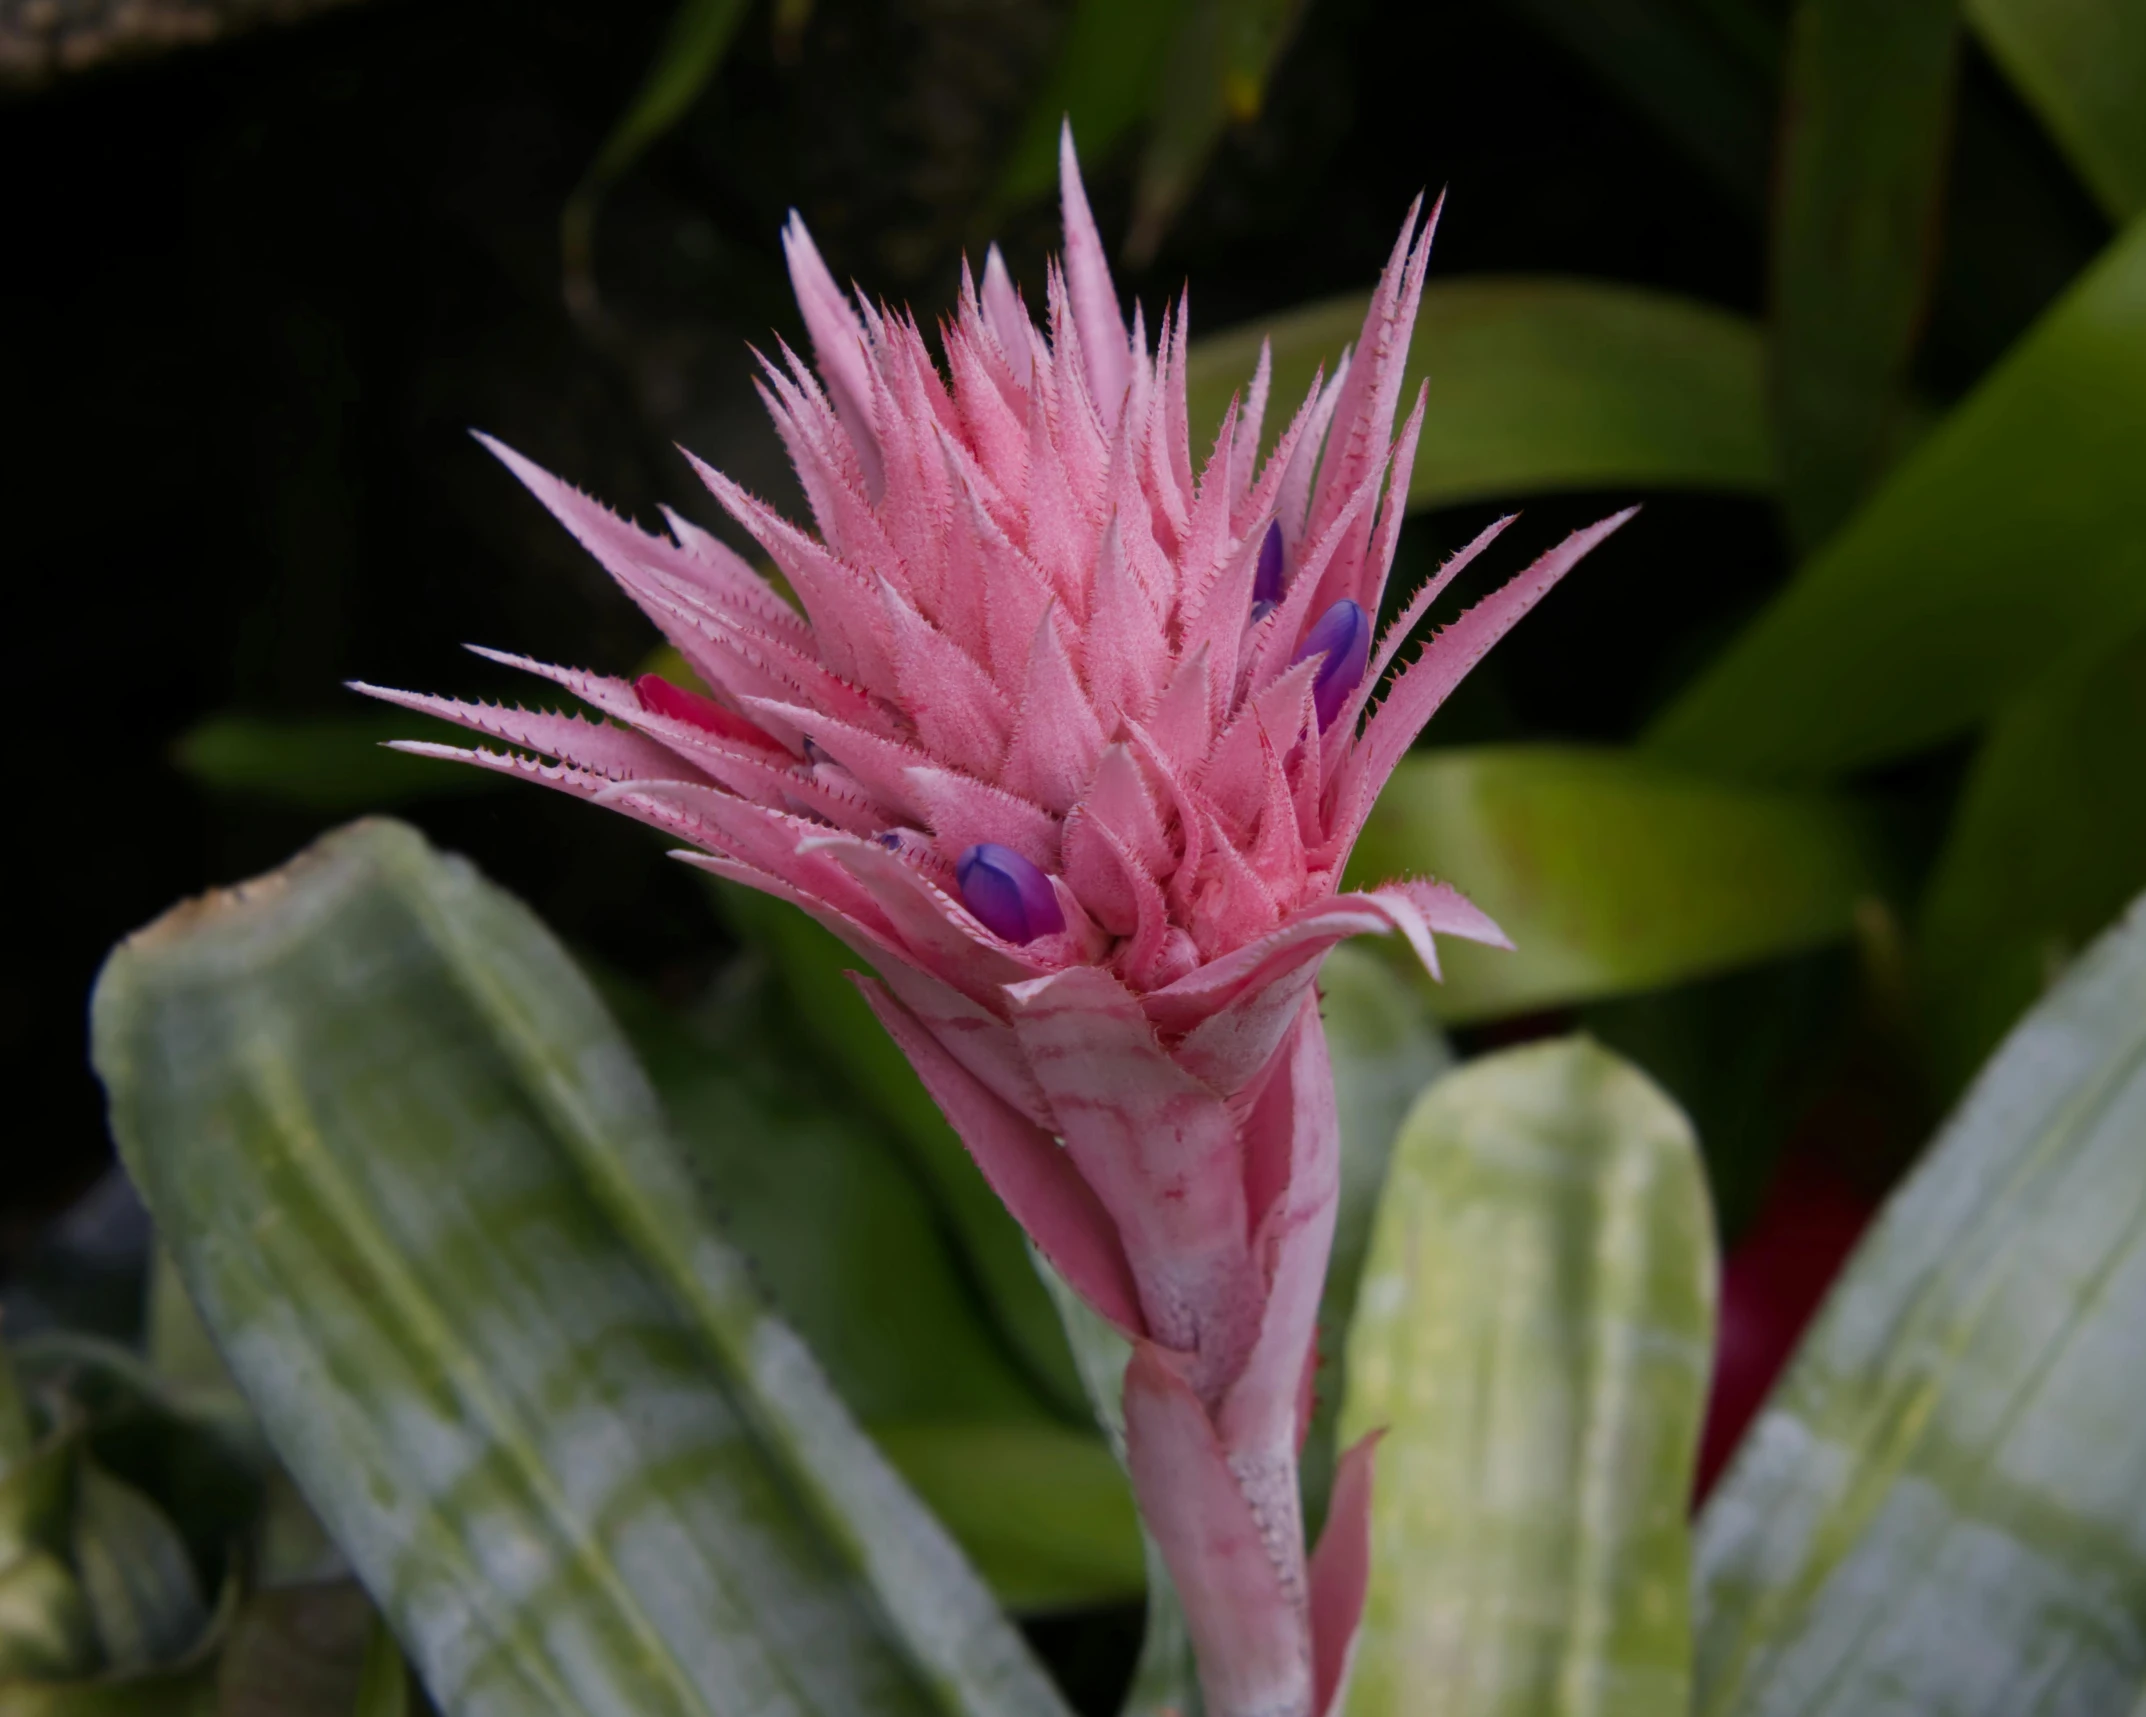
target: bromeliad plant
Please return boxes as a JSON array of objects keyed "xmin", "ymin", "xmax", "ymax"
[{"xmin": 352, "ymin": 131, "xmax": 1624, "ymax": 1717}]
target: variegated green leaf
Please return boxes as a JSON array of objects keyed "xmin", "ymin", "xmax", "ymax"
[
  {"xmin": 1694, "ymin": 890, "xmax": 2146, "ymax": 1715},
  {"xmin": 1339, "ymin": 1038, "xmax": 1716, "ymax": 1717},
  {"xmin": 1188, "ymin": 280, "xmax": 1772, "ymax": 512},
  {"xmin": 1343, "ymin": 746, "xmax": 1880, "ymax": 1022},
  {"xmin": 92, "ymin": 818, "xmax": 1070, "ymax": 1717}
]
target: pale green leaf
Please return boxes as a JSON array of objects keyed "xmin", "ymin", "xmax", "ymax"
[
  {"xmin": 1188, "ymin": 280, "xmax": 1772, "ymax": 512},
  {"xmin": 1342, "ymin": 746, "xmax": 1880, "ymax": 1022},
  {"xmin": 1770, "ymin": 0, "xmax": 1959, "ymax": 552},
  {"xmin": 1967, "ymin": 0, "xmax": 2146, "ymax": 221},
  {"xmin": 92, "ymin": 818, "xmax": 1070, "ymax": 1717},
  {"xmin": 1339, "ymin": 1038, "xmax": 1716, "ymax": 1717},
  {"xmin": 1649, "ymin": 212, "xmax": 2146, "ymax": 779},
  {"xmin": 1917, "ymin": 622, "xmax": 2146, "ymax": 1096},
  {"xmin": 70, "ymin": 1464, "xmax": 206, "ymax": 1673},
  {"xmin": 1694, "ymin": 890, "xmax": 2146, "ymax": 1715}
]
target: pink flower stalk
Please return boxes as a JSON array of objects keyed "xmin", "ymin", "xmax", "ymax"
[{"xmin": 360, "ymin": 129, "xmax": 1627, "ymax": 1717}]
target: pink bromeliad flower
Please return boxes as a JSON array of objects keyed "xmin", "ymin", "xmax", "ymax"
[{"xmin": 362, "ymin": 129, "xmax": 1627, "ymax": 1717}]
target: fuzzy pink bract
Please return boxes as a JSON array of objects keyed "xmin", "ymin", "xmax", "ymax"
[{"xmin": 361, "ymin": 128, "xmax": 1627, "ymax": 1717}]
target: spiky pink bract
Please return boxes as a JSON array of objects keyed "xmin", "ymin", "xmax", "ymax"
[{"xmin": 359, "ymin": 124, "xmax": 1628, "ymax": 1717}]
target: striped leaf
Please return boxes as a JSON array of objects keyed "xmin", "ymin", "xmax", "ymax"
[
  {"xmin": 91, "ymin": 818, "xmax": 1070, "ymax": 1717},
  {"xmin": 1339, "ymin": 1038, "xmax": 1717, "ymax": 1716},
  {"xmin": 1694, "ymin": 890, "xmax": 2146, "ymax": 1715},
  {"xmin": 1187, "ymin": 280, "xmax": 1772, "ymax": 511}
]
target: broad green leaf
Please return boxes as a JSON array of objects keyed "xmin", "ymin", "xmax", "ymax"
[
  {"xmin": 607, "ymin": 969, "xmax": 1137, "ymax": 1614},
  {"xmin": 92, "ymin": 818, "xmax": 1071, "ymax": 1717},
  {"xmin": 996, "ymin": 0, "xmax": 1189, "ymax": 211},
  {"xmin": 1493, "ymin": 0, "xmax": 1779, "ymax": 206},
  {"xmin": 1343, "ymin": 746, "xmax": 1880, "ymax": 1022},
  {"xmin": 1917, "ymin": 622, "xmax": 2146, "ymax": 1098},
  {"xmin": 1695, "ymin": 889, "xmax": 2146, "ymax": 1712},
  {"xmin": 561, "ymin": 0, "xmax": 753, "ymax": 315},
  {"xmin": 1649, "ymin": 212, "xmax": 2146, "ymax": 779},
  {"xmin": 1028, "ymin": 1266, "xmax": 1196, "ymax": 1717},
  {"xmin": 1301, "ymin": 944, "xmax": 1452, "ymax": 1529},
  {"xmin": 1769, "ymin": 0, "xmax": 1959, "ymax": 552},
  {"xmin": 1967, "ymin": 0, "xmax": 2146, "ymax": 221},
  {"xmin": 1187, "ymin": 281, "xmax": 1772, "ymax": 512},
  {"xmin": 1339, "ymin": 1038, "xmax": 1716, "ymax": 1717},
  {"xmin": 871, "ymin": 1425, "xmax": 1141, "ymax": 1615},
  {"xmin": 713, "ymin": 884, "xmax": 1087, "ymax": 1417},
  {"xmin": 174, "ymin": 714, "xmax": 498, "ymax": 813},
  {"xmin": 600, "ymin": 969, "xmax": 1046, "ymax": 1427}
]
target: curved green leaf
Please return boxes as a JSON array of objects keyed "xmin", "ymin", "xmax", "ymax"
[
  {"xmin": 92, "ymin": 818, "xmax": 1070, "ymax": 1717},
  {"xmin": 1917, "ymin": 622, "xmax": 2146, "ymax": 1097},
  {"xmin": 1188, "ymin": 280, "xmax": 1772, "ymax": 511},
  {"xmin": 1694, "ymin": 890, "xmax": 2146, "ymax": 1715},
  {"xmin": 1967, "ymin": 0, "xmax": 2146, "ymax": 221},
  {"xmin": 1649, "ymin": 212, "xmax": 2146, "ymax": 779},
  {"xmin": 712, "ymin": 884, "xmax": 1087, "ymax": 1418},
  {"xmin": 1343, "ymin": 746, "xmax": 1880, "ymax": 1022},
  {"xmin": 1770, "ymin": 0, "xmax": 1958, "ymax": 552},
  {"xmin": 1338, "ymin": 1037, "xmax": 1716, "ymax": 1717}
]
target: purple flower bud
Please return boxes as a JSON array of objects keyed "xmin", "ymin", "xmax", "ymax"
[
  {"xmin": 1292, "ymin": 598, "xmax": 1372, "ymax": 730},
  {"xmin": 956, "ymin": 842, "xmax": 1067, "ymax": 944},
  {"xmin": 1250, "ymin": 520, "xmax": 1285, "ymax": 623}
]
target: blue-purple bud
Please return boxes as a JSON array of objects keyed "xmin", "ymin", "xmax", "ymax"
[
  {"xmin": 956, "ymin": 842, "xmax": 1067, "ymax": 944},
  {"xmin": 1292, "ymin": 598, "xmax": 1373, "ymax": 730},
  {"xmin": 1250, "ymin": 520, "xmax": 1285, "ymax": 623}
]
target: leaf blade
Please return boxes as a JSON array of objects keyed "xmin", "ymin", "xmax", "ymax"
[
  {"xmin": 1693, "ymin": 890, "xmax": 2146, "ymax": 1715},
  {"xmin": 1967, "ymin": 0, "xmax": 2146, "ymax": 222},
  {"xmin": 1188, "ymin": 279, "xmax": 1773, "ymax": 512},
  {"xmin": 1342, "ymin": 746, "xmax": 1881, "ymax": 1022},
  {"xmin": 1649, "ymin": 212, "xmax": 2146, "ymax": 779},
  {"xmin": 1338, "ymin": 1037, "xmax": 1716, "ymax": 1717},
  {"xmin": 92, "ymin": 818, "xmax": 1069, "ymax": 1717}
]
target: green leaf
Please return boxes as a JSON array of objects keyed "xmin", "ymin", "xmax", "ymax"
[
  {"xmin": 562, "ymin": 0, "xmax": 754, "ymax": 314},
  {"xmin": 70, "ymin": 1463, "xmax": 207, "ymax": 1673},
  {"xmin": 606, "ymin": 968, "xmax": 1141, "ymax": 1615},
  {"xmin": 712, "ymin": 884, "xmax": 1087, "ymax": 1417},
  {"xmin": 92, "ymin": 818, "xmax": 1070, "ymax": 1717},
  {"xmin": 1693, "ymin": 890, "xmax": 2146, "ymax": 1714},
  {"xmin": 1917, "ymin": 622, "xmax": 2146, "ymax": 1097},
  {"xmin": 601, "ymin": 968, "xmax": 1048, "ymax": 1428},
  {"xmin": 1338, "ymin": 1037, "xmax": 1716, "ymax": 1716},
  {"xmin": 1301, "ymin": 944, "xmax": 1451, "ymax": 1529},
  {"xmin": 870, "ymin": 1425, "xmax": 1142, "ymax": 1615},
  {"xmin": 1342, "ymin": 746, "xmax": 1881, "ymax": 1022},
  {"xmin": 1187, "ymin": 280, "xmax": 1772, "ymax": 513},
  {"xmin": 352, "ymin": 1612, "xmax": 410, "ymax": 1717},
  {"xmin": 996, "ymin": 0, "xmax": 1190, "ymax": 211},
  {"xmin": 1967, "ymin": 0, "xmax": 2146, "ymax": 221},
  {"xmin": 1493, "ymin": 0, "xmax": 1780, "ymax": 207},
  {"xmin": 1769, "ymin": 0, "xmax": 1959, "ymax": 552},
  {"xmin": 173, "ymin": 714, "xmax": 500, "ymax": 814},
  {"xmin": 1649, "ymin": 212, "xmax": 2146, "ymax": 780}
]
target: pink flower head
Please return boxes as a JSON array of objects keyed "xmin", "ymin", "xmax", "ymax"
[{"xmin": 360, "ymin": 126, "xmax": 1626, "ymax": 1717}]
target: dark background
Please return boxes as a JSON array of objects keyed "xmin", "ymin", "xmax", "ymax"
[{"xmin": 0, "ymin": 0, "xmax": 2100, "ymax": 1261}]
